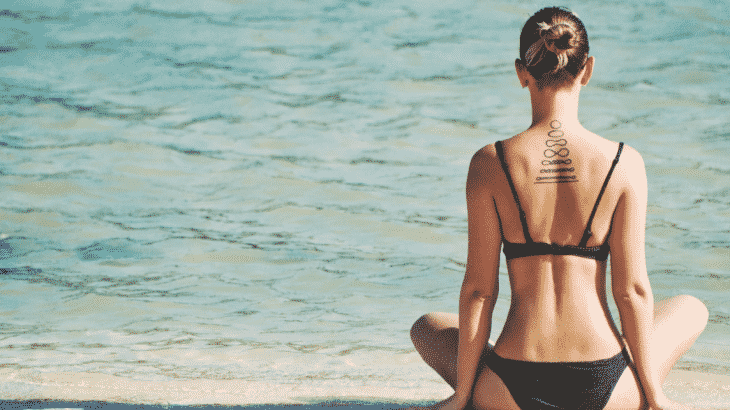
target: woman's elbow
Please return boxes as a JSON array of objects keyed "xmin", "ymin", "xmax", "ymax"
[
  {"xmin": 461, "ymin": 278, "xmax": 497, "ymax": 300},
  {"xmin": 613, "ymin": 282, "xmax": 651, "ymax": 306},
  {"xmin": 460, "ymin": 287, "xmax": 498, "ymax": 312}
]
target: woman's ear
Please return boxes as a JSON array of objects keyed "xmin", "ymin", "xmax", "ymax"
[
  {"xmin": 515, "ymin": 59, "xmax": 529, "ymax": 88},
  {"xmin": 580, "ymin": 56, "xmax": 595, "ymax": 86}
]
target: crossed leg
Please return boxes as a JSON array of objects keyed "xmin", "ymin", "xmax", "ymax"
[
  {"xmin": 604, "ymin": 295, "xmax": 708, "ymax": 409},
  {"xmin": 409, "ymin": 312, "xmax": 521, "ymax": 410},
  {"xmin": 410, "ymin": 295, "xmax": 708, "ymax": 410}
]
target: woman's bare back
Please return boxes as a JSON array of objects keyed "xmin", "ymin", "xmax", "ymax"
[{"xmin": 491, "ymin": 127, "xmax": 626, "ymax": 363}]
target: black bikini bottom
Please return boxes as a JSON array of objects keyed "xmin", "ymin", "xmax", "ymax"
[{"xmin": 480, "ymin": 348, "xmax": 631, "ymax": 410}]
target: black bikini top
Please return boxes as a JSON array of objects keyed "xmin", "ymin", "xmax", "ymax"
[{"xmin": 495, "ymin": 140, "xmax": 624, "ymax": 261}]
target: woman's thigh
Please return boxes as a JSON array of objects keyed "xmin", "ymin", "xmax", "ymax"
[
  {"xmin": 411, "ymin": 313, "xmax": 519, "ymax": 410},
  {"xmin": 471, "ymin": 362, "xmax": 521, "ymax": 410},
  {"xmin": 605, "ymin": 295, "xmax": 708, "ymax": 409}
]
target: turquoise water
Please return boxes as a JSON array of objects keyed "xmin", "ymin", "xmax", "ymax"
[{"xmin": 0, "ymin": 0, "xmax": 728, "ymax": 401}]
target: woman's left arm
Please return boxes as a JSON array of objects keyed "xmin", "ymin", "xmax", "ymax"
[{"xmin": 442, "ymin": 147, "xmax": 503, "ymax": 410}]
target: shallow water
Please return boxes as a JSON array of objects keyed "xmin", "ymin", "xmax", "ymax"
[{"xmin": 0, "ymin": 0, "xmax": 729, "ymax": 401}]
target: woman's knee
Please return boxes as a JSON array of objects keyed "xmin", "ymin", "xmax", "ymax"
[
  {"xmin": 681, "ymin": 294, "xmax": 709, "ymax": 332},
  {"xmin": 410, "ymin": 314, "xmax": 429, "ymax": 343},
  {"xmin": 660, "ymin": 294, "xmax": 709, "ymax": 336},
  {"xmin": 410, "ymin": 312, "xmax": 457, "ymax": 346},
  {"xmin": 410, "ymin": 313, "xmax": 438, "ymax": 344},
  {"xmin": 674, "ymin": 294, "xmax": 708, "ymax": 325}
]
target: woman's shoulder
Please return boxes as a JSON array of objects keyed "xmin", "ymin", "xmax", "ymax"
[
  {"xmin": 578, "ymin": 134, "xmax": 647, "ymax": 198},
  {"xmin": 466, "ymin": 143, "xmax": 505, "ymax": 193},
  {"xmin": 616, "ymin": 142, "xmax": 644, "ymax": 168},
  {"xmin": 610, "ymin": 142, "xmax": 647, "ymax": 194},
  {"xmin": 565, "ymin": 130, "xmax": 645, "ymax": 172},
  {"xmin": 583, "ymin": 132, "xmax": 644, "ymax": 172},
  {"xmin": 583, "ymin": 133, "xmax": 647, "ymax": 181},
  {"xmin": 582, "ymin": 131, "xmax": 640, "ymax": 158}
]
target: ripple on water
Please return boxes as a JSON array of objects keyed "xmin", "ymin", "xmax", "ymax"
[{"xmin": 0, "ymin": 0, "xmax": 728, "ymax": 400}]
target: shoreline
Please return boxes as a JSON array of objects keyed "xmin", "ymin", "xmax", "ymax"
[
  {"xmin": 0, "ymin": 399, "xmax": 422, "ymax": 410},
  {"xmin": 1, "ymin": 369, "xmax": 728, "ymax": 409}
]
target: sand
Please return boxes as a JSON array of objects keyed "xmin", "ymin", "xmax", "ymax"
[{"xmin": 0, "ymin": 369, "xmax": 729, "ymax": 409}]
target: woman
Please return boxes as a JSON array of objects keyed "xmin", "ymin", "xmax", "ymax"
[{"xmin": 410, "ymin": 7, "xmax": 708, "ymax": 410}]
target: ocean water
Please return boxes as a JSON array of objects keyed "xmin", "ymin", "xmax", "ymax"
[{"xmin": 0, "ymin": 0, "xmax": 728, "ymax": 404}]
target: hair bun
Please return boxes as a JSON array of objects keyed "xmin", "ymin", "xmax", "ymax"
[
  {"xmin": 539, "ymin": 22, "xmax": 578, "ymax": 54},
  {"xmin": 520, "ymin": 7, "xmax": 589, "ymax": 84}
]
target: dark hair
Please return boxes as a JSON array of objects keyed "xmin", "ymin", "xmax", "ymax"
[{"xmin": 519, "ymin": 7, "xmax": 589, "ymax": 85}]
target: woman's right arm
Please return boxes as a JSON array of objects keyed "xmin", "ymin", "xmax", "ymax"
[
  {"xmin": 608, "ymin": 146, "xmax": 668, "ymax": 408},
  {"xmin": 412, "ymin": 146, "xmax": 502, "ymax": 410},
  {"xmin": 451, "ymin": 147, "xmax": 502, "ymax": 410}
]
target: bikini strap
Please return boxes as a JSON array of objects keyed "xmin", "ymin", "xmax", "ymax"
[
  {"xmin": 579, "ymin": 142, "xmax": 624, "ymax": 247},
  {"xmin": 495, "ymin": 140, "xmax": 533, "ymax": 243}
]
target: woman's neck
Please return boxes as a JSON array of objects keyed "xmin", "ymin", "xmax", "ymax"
[{"xmin": 528, "ymin": 85, "xmax": 581, "ymax": 129}]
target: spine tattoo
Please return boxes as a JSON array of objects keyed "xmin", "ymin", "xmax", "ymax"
[{"xmin": 535, "ymin": 120, "xmax": 578, "ymax": 184}]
